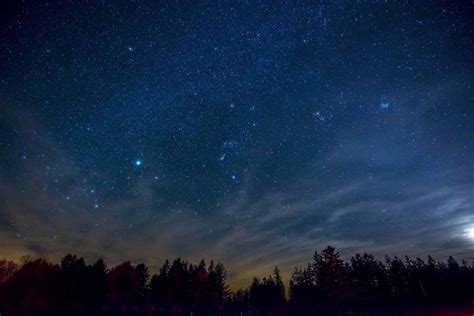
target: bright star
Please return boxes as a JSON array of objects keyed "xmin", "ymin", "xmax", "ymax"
[
  {"xmin": 380, "ymin": 101, "xmax": 390, "ymax": 109},
  {"xmin": 134, "ymin": 159, "xmax": 142, "ymax": 166},
  {"xmin": 127, "ymin": 46, "xmax": 134, "ymax": 52}
]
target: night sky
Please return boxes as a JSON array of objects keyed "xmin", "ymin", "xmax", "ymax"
[{"xmin": 1, "ymin": 1, "xmax": 473, "ymax": 289}]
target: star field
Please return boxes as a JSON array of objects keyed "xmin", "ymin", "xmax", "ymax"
[{"xmin": 0, "ymin": 0, "xmax": 473, "ymax": 288}]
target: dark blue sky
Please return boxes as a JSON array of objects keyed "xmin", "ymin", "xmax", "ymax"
[{"xmin": 1, "ymin": 0, "xmax": 473, "ymax": 288}]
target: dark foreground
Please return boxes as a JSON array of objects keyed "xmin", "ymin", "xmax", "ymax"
[{"xmin": 1, "ymin": 246, "xmax": 473, "ymax": 316}]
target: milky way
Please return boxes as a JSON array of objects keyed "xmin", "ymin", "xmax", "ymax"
[{"xmin": 0, "ymin": 1, "xmax": 473, "ymax": 289}]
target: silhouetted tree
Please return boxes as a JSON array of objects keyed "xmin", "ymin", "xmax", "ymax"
[
  {"xmin": 135, "ymin": 263, "xmax": 150, "ymax": 302},
  {"xmin": 189, "ymin": 259, "xmax": 209, "ymax": 312},
  {"xmin": 107, "ymin": 261, "xmax": 148, "ymax": 312},
  {"xmin": 386, "ymin": 256, "xmax": 409, "ymax": 301},
  {"xmin": 208, "ymin": 261, "xmax": 229, "ymax": 312},
  {"xmin": 348, "ymin": 253, "xmax": 389, "ymax": 309},
  {"xmin": 60, "ymin": 254, "xmax": 88, "ymax": 313},
  {"xmin": 150, "ymin": 259, "xmax": 171, "ymax": 311},
  {"xmin": 273, "ymin": 266, "xmax": 286, "ymax": 306},
  {"xmin": 249, "ymin": 267, "xmax": 286, "ymax": 315},
  {"xmin": 225, "ymin": 288, "xmax": 250, "ymax": 313},
  {"xmin": 87, "ymin": 259, "xmax": 107, "ymax": 311}
]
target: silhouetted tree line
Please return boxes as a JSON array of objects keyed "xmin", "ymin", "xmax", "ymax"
[
  {"xmin": 1, "ymin": 246, "xmax": 473, "ymax": 316},
  {"xmin": 0, "ymin": 255, "xmax": 228, "ymax": 316}
]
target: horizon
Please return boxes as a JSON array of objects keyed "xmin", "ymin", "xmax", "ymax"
[{"xmin": 2, "ymin": 246, "xmax": 472, "ymax": 292}]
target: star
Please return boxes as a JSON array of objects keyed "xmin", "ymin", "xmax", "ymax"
[
  {"xmin": 134, "ymin": 159, "xmax": 142, "ymax": 166},
  {"xmin": 222, "ymin": 140, "xmax": 237, "ymax": 149},
  {"xmin": 379, "ymin": 101, "xmax": 390, "ymax": 109}
]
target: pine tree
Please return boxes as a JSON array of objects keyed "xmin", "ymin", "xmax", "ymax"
[{"xmin": 273, "ymin": 266, "xmax": 285, "ymax": 304}]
